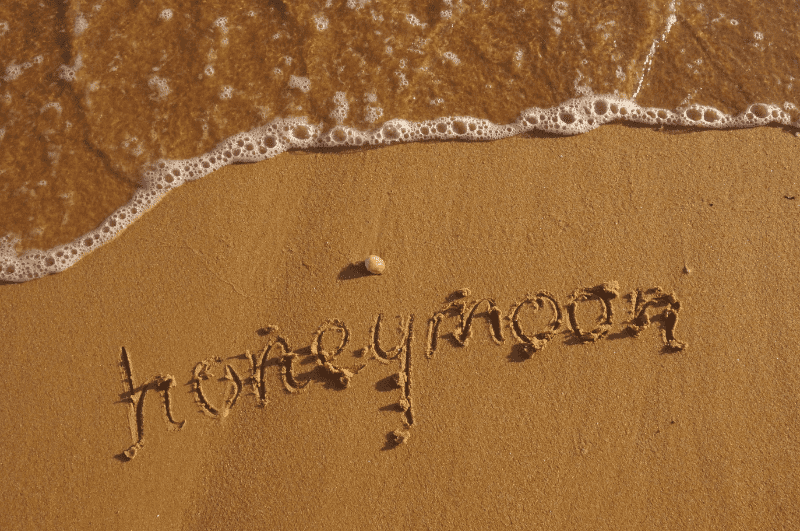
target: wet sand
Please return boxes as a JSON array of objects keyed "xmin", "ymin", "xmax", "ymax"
[{"xmin": 1, "ymin": 125, "xmax": 799, "ymax": 530}]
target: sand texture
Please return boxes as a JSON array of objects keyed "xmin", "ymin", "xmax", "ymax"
[{"xmin": 1, "ymin": 125, "xmax": 799, "ymax": 530}]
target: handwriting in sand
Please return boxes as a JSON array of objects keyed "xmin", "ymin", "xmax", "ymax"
[{"xmin": 116, "ymin": 282, "xmax": 686, "ymax": 460}]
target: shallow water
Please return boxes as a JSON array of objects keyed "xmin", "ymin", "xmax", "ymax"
[{"xmin": 1, "ymin": 0, "xmax": 798, "ymax": 282}]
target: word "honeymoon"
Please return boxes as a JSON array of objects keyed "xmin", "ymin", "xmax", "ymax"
[{"xmin": 117, "ymin": 282, "xmax": 686, "ymax": 460}]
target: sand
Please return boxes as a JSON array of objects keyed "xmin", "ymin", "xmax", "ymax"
[{"xmin": 1, "ymin": 125, "xmax": 799, "ymax": 530}]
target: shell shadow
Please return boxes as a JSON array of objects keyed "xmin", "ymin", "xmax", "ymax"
[{"xmin": 338, "ymin": 262, "xmax": 371, "ymax": 281}]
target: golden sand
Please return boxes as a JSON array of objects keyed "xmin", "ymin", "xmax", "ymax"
[{"xmin": 1, "ymin": 125, "xmax": 799, "ymax": 529}]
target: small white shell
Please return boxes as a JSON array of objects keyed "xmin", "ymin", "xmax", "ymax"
[{"xmin": 365, "ymin": 255, "xmax": 386, "ymax": 275}]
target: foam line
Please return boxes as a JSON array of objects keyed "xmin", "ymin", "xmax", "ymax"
[{"xmin": 3, "ymin": 97, "xmax": 797, "ymax": 283}]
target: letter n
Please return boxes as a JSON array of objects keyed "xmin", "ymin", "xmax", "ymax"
[{"xmin": 626, "ymin": 287, "xmax": 687, "ymax": 351}]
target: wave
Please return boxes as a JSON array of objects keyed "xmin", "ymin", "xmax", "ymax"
[{"xmin": 1, "ymin": 94, "xmax": 797, "ymax": 283}]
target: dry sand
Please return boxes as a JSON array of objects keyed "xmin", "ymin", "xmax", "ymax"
[{"xmin": 1, "ymin": 125, "xmax": 799, "ymax": 530}]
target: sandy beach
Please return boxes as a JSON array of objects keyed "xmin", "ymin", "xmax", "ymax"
[{"xmin": 1, "ymin": 125, "xmax": 799, "ymax": 530}]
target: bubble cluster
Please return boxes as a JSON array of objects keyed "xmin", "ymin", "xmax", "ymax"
[
  {"xmin": 442, "ymin": 52, "xmax": 461, "ymax": 65},
  {"xmin": 2, "ymin": 95, "xmax": 798, "ymax": 283},
  {"xmin": 74, "ymin": 14, "xmax": 88, "ymax": 36},
  {"xmin": 288, "ymin": 75, "xmax": 311, "ymax": 93},
  {"xmin": 56, "ymin": 54, "xmax": 83, "ymax": 82},
  {"xmin": 148, "ymin": 76, "xmax": 171, "ymax": 99},
  {"xmin": 3, "ymin": 64, "xmax": 22, "ymax": 82},
  {"xmin": 313, "ymin": 14, "xmax": 329, "ymax": 31},
  {"xmin": 330, "ymin": 92, "xmax": 349, "ymax": 124},
  {"xmin": 405, "ymin": 14, "xmax": 426, "ymax": 28}
]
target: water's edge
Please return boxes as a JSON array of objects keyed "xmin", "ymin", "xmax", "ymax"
[{"xmin": 1, "ymin": 95, "xmax": 796, "ymax": 283}]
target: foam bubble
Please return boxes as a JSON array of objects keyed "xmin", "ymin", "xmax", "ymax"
[
  {"xmin": 74, "ymin": 14, "xmax": 88, "ymax": 35},
  {"xmin": 443, "ymin": 52, "xmax": 461, "ymax": 65},
  {"xmin": 3, "ymin": 58, "xmax": 41, "ymax": 82},
  {"xmin": 405, "ymin": 14, "xmax": 426, "ymax": 28},
  {"xmin": 214, "ymin": 17, "xmax": 228, "ymax": 31},
  {"xmin": 288, "ymin": 75, "xmax": 311, "ymax": 93},
  {"xmin": 3, "ymin": 64, "xmax": 22, "ymax": 82},
  {"xmin": 552, "ymin": 1, "xmax": 568, "ymax": 16},
  {"xmin": 330, "ymin": 92, "xmax": 349, "ymax": 124},
  {"xmin": 159, "ymin": 9, "xmax": 173, "ymax": 21},
  {"xmin": 365, "ymin": 106, "xmax": 383, "ymax": 123},
  {"xmin": 148, "ymin": 76, "xmax": 171, "ymax": 99},
  {"xmin": 40, "ymin": 102, "xmax": 62, "ymax": 114},
  {"xmin": 313, "ymin": 14, "xmax": 329, "ymax": 31},
  {"xmin": 57, "ymin": 54, "xmax": 83, "ymax": 82}
]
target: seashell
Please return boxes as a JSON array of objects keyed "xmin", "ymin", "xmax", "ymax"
[{"xmin": 365, "ymin": 255, "xmax": 386, "ymax": 275}]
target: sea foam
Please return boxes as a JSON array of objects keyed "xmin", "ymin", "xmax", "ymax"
[{"xmin": 0, "ymin": 95, "xmax": 797, "ymax": 283}]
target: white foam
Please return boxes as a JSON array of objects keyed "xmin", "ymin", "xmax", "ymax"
[
  {"xmin": 3, "ymin": 64, "xmax": 22, "ymax": 82},
  {"xmin": 148, "ymin": 76, "xmax": 171, "ymax": 99},
  {"xmin": 405, "ymin": 14, "xmax": 426, "ymax": 28},
  {"xmin": 74, "ymin": 14, "xmax": 88, "ymax": 36},
  {"xmin": 552, "ymin": 1, "xmax": 568, "ymax": 16},
  {"xmin": 2, "ymin": 96, "xmax": 799, "ymax": 283},
  {"xmin": 346, "ymin": 0, "xmax": 370, "ymax": 9},
  {"xmin": 365, "ymin": 106, "xmax": 383, "ymax": 123},
  {"xmin": 443, "ymin": 52, "xmax": 461, "ymax": 65},
  {"xmin": 550, "ymin": 1, "xmax": 568, "ymax": 35},
  {"xmin": 159, "ymin": 9, "xmax": 173, "ymax": 21},
  {"xmin": 313, "ymin": 14, "xmax": 329, "ymax": 31},
  {"xmin": 40, "ymin": 102, "xmax": 62, "ymax": 114},
  {"xmin": 330, "ymin": 92, "xmax": 349, "ymax": 124},
  {"xmin": 3, "ymin": 57, "xmax": 41, "ymax": 82},
  {"xmin": 57, "ymin": 54, "xmax": 83, "ymax": 82},
  {"xmin": 633, "ymin": 3, "xmax": 677, "ymax": 100},
  {"xmin": 288, "ymin": 75, "xmax": 311, "ymax": 93}
]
